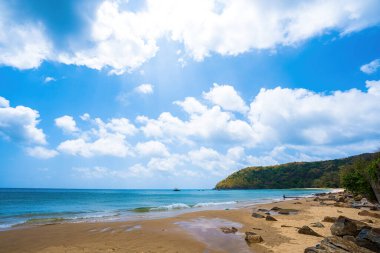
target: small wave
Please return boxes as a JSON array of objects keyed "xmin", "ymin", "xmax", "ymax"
[
  {"xmin": 193, "ymin": 201, "xmax": 237, "ymax": 208},
  {"xmin": 131, "ymin": 207, "xmax": 152, "ymax": 213},
  {"xmin": 150, "ymin": 203, "xmax": 191, "ymax": 211},
  {"xmin": 23, "ymin": 217, "xmax": 66, "ymax": 225}
]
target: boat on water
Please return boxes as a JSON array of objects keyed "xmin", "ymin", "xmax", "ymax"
[{"xmin": 173, "ymin": 188, "xmax": 180, "ymax": 191}]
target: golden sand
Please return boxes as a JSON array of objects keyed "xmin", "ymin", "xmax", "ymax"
[{"xmin": 0, "ymin": 195, "xmax": 379, "ymax": 253}]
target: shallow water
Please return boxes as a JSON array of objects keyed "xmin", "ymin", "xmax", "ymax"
[
  {"xmin": 176, "ymin": 218, "xmax": 251, "ymax": 253},
  {"xmin": 0, "ymin": 188, "xmax": 330, "ymax": 229}
]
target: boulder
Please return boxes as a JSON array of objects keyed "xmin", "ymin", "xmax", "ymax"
[
  {"xmin": 330, "ymin": 216, "xmax": 359, "ymax": 237},
  {"xmin": 311, "ymin": 222, "xmax": 324, "ymax": 228},
  {"xmin": 355, "ymin": 227, "xmax": 380, "ymax": 252},
  {"xmin": 251, "ymin": 212, "xmax": 265, "ymax": 218},
  {"xmin": 265, "ymin": 215, "xmax": 277, "ymax": 221},
  {"xmin": 257, "ymin": 208, "xmax": 269, "ymax": 212},
  {"xmin": 245, "ymin": 231, "xmax": 263, "ymax": 244},
  {"xmin": 322, "ymin": 216, "xmax": 337, "ymax": 223},
  {"xmin": 304, "ymin": 236, "xmax": 373, "ymax": 253},
  {"xmin": 220, "ymin": 226, "xmax": 238, "ymax": 234},
  {"xmin": 298, "ymin": 226, "xmax": 322, "ymax": 237},
  {"xmin": 271, "ymin": 206, "xmax": 281, "ymax": 211},
  {"xmin": 358, "ymin": 210, "xmax": 380, "ymax": 219}
]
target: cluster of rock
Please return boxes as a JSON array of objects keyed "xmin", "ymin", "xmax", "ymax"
[
  {"xmin": 305, "ymin": 215, "xmax": 380, "ymax": 252},
  {"xmin": 314, "ymin": 192, "xmax": 379, "ymax": 210}
]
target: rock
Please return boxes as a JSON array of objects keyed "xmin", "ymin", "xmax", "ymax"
[
  {"xmin": 355, "ymin": 227, "xmax": 380, "ymax": 252},
  {"xmin": 304, "ymin": 236, "xmax": 373, "ymax": 253},
  {"xmin": 330, "ymin": 216, "xmax": 359, "ymax": 237},
  {"xmin": 358, "ymin": 210, "xmax": 380, "ymax": 219},
  {"xmin": 342, "ymin": 235, "xmax": 356, "ymax": 242},
  {"xmin": 251, "ymin": 212, "xmax": 265, "ymax": 218},
  {"xmin": 266, "ymin": 215, "xmax": 277, "ymax": 221},
  {"xmin": 322, "ymin": 216, "xmax": 337, "ymax": 223},
  {"xmin": 245, "ymin": 231, "xmax": 263, "ymax": 244},
  {"xmin": 271, "ymin": 206, "xmax": 281, "ymax": 211},
  {"xmin": 294, "ymin": 202, "xmax": 302, "ymax": 204},
  {"xmin": 257, "ymin": 208, "xmax": 269, "ymax": 212},
  {"xmin": 298, "ymin": 226, "xmax": 322, "ymax": 237},
  {"xmin": 220, "ymin": 226, "xmax": 238, "ymax": 234},
  {"xmin": 360, "ymin": 219, "xmax": 374, "ymax": 224},
  {"xmin": 279, "ymin": 210, "xmax": 290, "ymax": 215},
  {"xmin": 311, "ymin": 222, "xmax": 325, "ymax": 228},
  {"xmin": 354, "ymin": 195, "xmax": 363, "ymax": 201},
  {"xmin": 281, "ymin": 225, "xmax": 292, "ymax": 227}
]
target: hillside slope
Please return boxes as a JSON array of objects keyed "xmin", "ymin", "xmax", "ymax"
[{"xmin": 215, "ymin": 152, "xmax": 380, "ymax": 189}]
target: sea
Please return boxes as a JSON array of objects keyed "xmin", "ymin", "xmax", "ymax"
[{"xmin": 0, "ymin": 188, "xmax": 331, "ymax": 230}]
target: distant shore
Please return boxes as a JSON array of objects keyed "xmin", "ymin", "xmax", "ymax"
[{"xmin": 2, "ymin": 188, "xmax": 377, "ymax": 253}]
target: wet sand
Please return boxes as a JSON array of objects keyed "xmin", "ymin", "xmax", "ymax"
[{"xmin": 1, "ymin": 193, "xmax": 379, "ymax": 253}]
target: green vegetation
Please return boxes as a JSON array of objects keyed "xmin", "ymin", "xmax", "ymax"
[
  {"xmin": 340, "ymin": 156, "xmax": 380, "ymax": 201},
  {"xmin": 215, "ymin": 152, "xmax": 380, "ymax": 191}
]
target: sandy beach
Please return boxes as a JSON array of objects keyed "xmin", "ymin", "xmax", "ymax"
[{"xmin": 0, "ymin": 190, "xmax": 378, "ymax": 253}]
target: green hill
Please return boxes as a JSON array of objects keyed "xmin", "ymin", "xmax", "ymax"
[{"xmin": 215, "ymin": 152, "xmax": 380, "ymax": 189}]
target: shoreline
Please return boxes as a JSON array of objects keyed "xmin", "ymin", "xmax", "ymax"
[
  {"xmin": 1, "ymin": 188, "xmax": 376, "ymax": 253},
  {"xmin": 0, "ymin": 188, "xmax": 336, "ymax": 231}
]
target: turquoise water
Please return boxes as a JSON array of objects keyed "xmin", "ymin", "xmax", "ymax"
[{"xmin": 0, "ymin": 188, "xmax": 330, "ymax": 229}]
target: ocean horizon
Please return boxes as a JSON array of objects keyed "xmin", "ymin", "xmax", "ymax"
[{"xmin": 0, "ymin": 188, "xmax": 331, "ymax": 230}]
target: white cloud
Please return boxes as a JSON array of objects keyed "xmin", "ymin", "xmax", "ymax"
[
  {"xmin": 58, "ymin": 134, "xmax": 130, "ymax": 157},
  {"xmin": 0, "ymin": 97, "xmax": 9, "ymax": 108},
  {"xmin": 203, "ymin": 83, "xmax": 248, "ymax": 113},
  {"xmin": 135, "ymin": 83, "xmax": 154, "ymax": 94},
  {"xmin": 174, "ymin": 97, "xmax": 207, "ymax": 115},
  {"xmin": 57, "ymin": 116, "xmax": 137, "ymax": 157},
  {"xmin": 26, "ymin": 146, "xmax": 58, "ymax": 159},
  {"xmin": 0, "ymin": 97, "xmax": 46, "ymax": 145},
  {"xmin": 44, "ymin": 76, "xmax": 56, "ymax": 83},
  {"xmin": 55, "ymin": 115, "xmax": 79, "ymax": 133},
  {"xmin": 0, "ymin": 4, "xmax": 51, "ymax": 69},
  {"xmin": 1, "ymin": 1, "xmax": 380, "ymax": 73},
  {"xmin": 361, "ymin": 59, "xmax": 380, "ymax": 74},
  {"xmin": 135, "ymin": 141, "xmax": 169, "ymax": 157},
  {"xmin": 248, "ymin": 82, "xmax": 380, "ymax": 147}
]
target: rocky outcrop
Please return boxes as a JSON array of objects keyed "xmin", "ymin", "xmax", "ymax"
[
  {"xmin": 265, "ymin": 215, "xmax": 277, "ymax": 221},
  {"xmin": 322, "ymin": 216, "xmax": 337, "ymax": 223},
  {"xmin": 330, "ymin": 216, "xmax": 361, "ymax": 237},
  {"xmin": 358, "ymin": 210, "xmax": 380, "ymax": 219},
  {"xmin": 307, "ymin": 214, "xmax": 379, "ymax": 252},
  {"xmin": 355, "ymin": 227, "xmax": 380, "ymax": 252},
  {"xmin": 220, "ymin": 227, "xmax": 238, "ymax": 234},
  {"xmin": 304, "ymin": 236, "xmax": 373, "ymax": 253},
  {"xmin": 311, "ymin": 222, "xmax": 324, "ymax": 228},
  {"xmin": 251, "ymin": 212, "xmax": 265, "ymax": 218},
  {"xmin": 298, "ymin": 226, "xmax": 322, "ymax": 237},
  {"xmin": 245, "ymin": 232, "xmax": 263, "ymax": 244}
]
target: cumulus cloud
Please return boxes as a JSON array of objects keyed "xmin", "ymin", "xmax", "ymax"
[
  {"xmin": 57, "ymin": 116, "xmax": 137, "ymax": 157},
  {"xmin": 0, "ymin": 97, "xmax": 46, "ymax": 144},
  {"xmin": 55, "ymin": 115, "xmax": 79, "ymax": 133},
  {"xmin": 361, "ymin": 59, "xmax": 380, "ymax": 74},
  {"xmin": 135, "ymin": 83, "xmax": 154, "ymax": 94},
  {"xmin": 203, "ymin": 83, "xmax": 248, "ymax": 113},
  {"xmin": 135, "ymin": 140, "xmax": 169, "ymax": 157},
  {"xmin": 26, "ymin": 146, "xmax": 58, "ymax": 159},
  {"xmin": 248, "ymin": 82, "xmax": 380, "ymax": 147},
  {"xmin": 43, "ymin": 81, "xmax": 380, "ymax": 180},
  {"xmin": 0, "ymin": 3, "xmax": 51, "ymax": 69},
  {"xmin": 2, "ymin": 0, "xmax": 378, "ymax": 73}
]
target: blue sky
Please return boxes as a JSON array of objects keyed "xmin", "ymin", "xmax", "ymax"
[{"xmin": 1, "ymin": 0, "xmax": 380, "ymax": 189}]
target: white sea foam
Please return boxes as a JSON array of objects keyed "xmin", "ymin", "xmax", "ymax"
[
  {"xmin": 150, "ymin": 203, "xmax": 191, "ymax": 211},
  {"xmin": 193, "ymin": 201, "xmax": 237, "ymax": 208}
]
